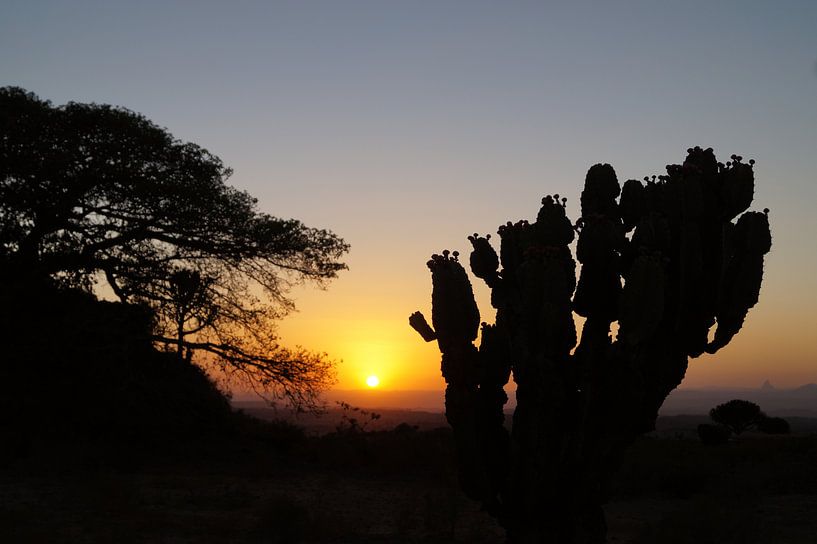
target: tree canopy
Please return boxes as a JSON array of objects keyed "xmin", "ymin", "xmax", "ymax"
[
  {"xmin": 709, "ymin": 399, "xmax": 765, "ymax": 435},
  {"xmin": 0, "ymin": 87, "xmax": 349, "ymax": 409}
]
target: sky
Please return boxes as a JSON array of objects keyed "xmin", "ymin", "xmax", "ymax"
[{"xmin": 2, "ymin": 1, "xmax": 816, "ymax": 392}]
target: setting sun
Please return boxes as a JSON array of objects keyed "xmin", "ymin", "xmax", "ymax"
[{"xmin": 366, "ymin": 375, "xmax": 380, "ymax": 388}]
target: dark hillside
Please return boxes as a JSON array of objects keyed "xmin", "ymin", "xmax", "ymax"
[{"xmin": 0, "ymin": 278, "xmax": 234, "ymax": 461}]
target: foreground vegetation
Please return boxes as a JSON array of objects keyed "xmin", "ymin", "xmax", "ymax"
[{"xmin": 2, "ymin": 417, "xmax": 816, "ymax": 543}]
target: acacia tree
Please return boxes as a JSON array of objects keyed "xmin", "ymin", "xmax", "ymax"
[
  {"xmin": 0, "ymin": 87, "xmax": 348, "ymax": 409},
  {"xmin": 709, "ymin": 399, "xmax": 765, "ymax": 435}
]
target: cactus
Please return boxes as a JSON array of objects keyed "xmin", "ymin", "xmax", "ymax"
[{"xmin": 409, "ymin": 147, "xmax": 771, "ymax": 543}]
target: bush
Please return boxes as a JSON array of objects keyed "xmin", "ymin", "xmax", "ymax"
[
  {"xmin": 394, "ymin": 422, "xmax": 420, "ymax": 434},
  {"xmin": 757, "ymin": 416, "xmax": 790, "ymax": 435}
]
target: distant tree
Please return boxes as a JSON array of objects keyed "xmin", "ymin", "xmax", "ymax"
[
  {"xmin": 709, "ymin": 399, "xmax": 765, "ymax": 435},
  {"xmin": 0, "ymin": 87, "xmax": 349, "ymax": 409},
  {"xmin": 756, "ymin": 416, "xmax": 790, "ymax": 435}
]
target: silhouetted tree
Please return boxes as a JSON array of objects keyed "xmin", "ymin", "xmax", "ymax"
[
  {"xmin": 0, "ymin": 87, "xmax": 348, "ymax": 409},
  {"xmin": 756, "ymin": 416, "xmax": 790, "ymax": 435},
  {"xmin": 709, "ymin": 400, "xmax": 765, "ymax": 435},
  {"xmin": 410, "ymin": 147, "xmax": 770, "ymax": 543}
]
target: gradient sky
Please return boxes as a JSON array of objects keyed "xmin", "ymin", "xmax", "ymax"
[{"xmin": 3, "ymin": 1, "xmax": 816, "ymax": 391}]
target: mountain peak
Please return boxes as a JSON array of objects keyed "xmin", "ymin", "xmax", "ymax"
[
  {"xmin": 794, "ymin": 383, "xmax": 817, "ymax": 394},
  {"xmin": 761, "ymin": 379, "xmax": 775, "ymax": 391}
]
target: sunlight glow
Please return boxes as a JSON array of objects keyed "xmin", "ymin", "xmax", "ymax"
[{"xmin": 366, "ymin": 375, "xmax": 380, "ymax": 388}]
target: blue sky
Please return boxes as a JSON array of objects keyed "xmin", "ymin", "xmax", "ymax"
[{"xmin": 2, "ymin": 1, "xmax": 816, "ymax": 388}]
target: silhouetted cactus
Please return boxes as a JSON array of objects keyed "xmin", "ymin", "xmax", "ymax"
[{"xmin": 410, "ymin": 147, "xmax": 771, "ymax": 543}]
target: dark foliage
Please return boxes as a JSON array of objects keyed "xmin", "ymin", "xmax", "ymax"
[
  {"xmin": 697, "ymin": 423, "xmax": 732, "ymax": 446},
  {"xmin": 0, "ymin": 279, "xmax": 234, "ymax": 463},
  {"xmin": 709, "ymin": 399, "xmax": 765, "ymax": 435},
  {"xmin": 756, "ymin": 416, "xmax": 791, "ymax": 435},
  {"xmin": 0, "ymin": 87, "xmax": 348, "ymax": 408},
  {"xmin": 334, "ymin": 401, "xmax": 382, "ymax": 435},
  {"xmin": 410, "ymin": 147, "xmax": 770, "ymax": 543}
]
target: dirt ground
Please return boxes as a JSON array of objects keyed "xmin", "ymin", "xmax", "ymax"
[{"xmin": 2, "ymin": 430, "xmax": 817, "ymax": 543}]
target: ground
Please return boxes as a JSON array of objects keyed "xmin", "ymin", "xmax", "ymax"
[{"xmin": 2, "ymin": 414, "xmax": 817, "ymax": 543}]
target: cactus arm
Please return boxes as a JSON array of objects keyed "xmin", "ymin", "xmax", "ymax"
[
  {"xmin": 420, "ymin": 250, "xmax": 509, "ymax": 508},
  {"xmin": 408, "ymin": 311, "xmax": 436, "ymax": 342},
  {"xmin": 706, "ymin": 209, "xmax": 771, "ymax": 353}
]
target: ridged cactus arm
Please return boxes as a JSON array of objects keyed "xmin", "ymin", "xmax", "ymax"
[
  {"xmin": 428, "ymin": 250, "xmax": 480, "ymax": 350},
  {"xmin": 617, "ymin": 253, "xmax": 666, "ymax": 346},
  {"xmin": 574, "ymin": 165, "xmax": 625, "ymax": 352},
  {"xmin": 721, "ymin": 154, "xmax": 755, "ymax": 221},
  {"xmin": 474, "ymin": 321, "xmax": 512, "ymax": 514},
  {"xmin": 498, "ymin": 221, "xmax": 526, "ymax": 280},
  {"xmin": 410, "ymin": 248, "xmax": 508, "ymax": 508},
  {"xmin": 501, "ymin": 194, "xmax": 580, "ymax": 542},
  {"xmin": 671, "ymin": 159, "xmax": 710, "ymax": 357},
  {"xmin": 408, "ymin": 311, "xmax": 436, "ymax": 342},
  {"xmin": 478, "ymin": 322, "xmax": 512, "ymax": 388},
  {"xmin": 619, "ymin": 179, "xmax": 647, "ymax": 233},
  {"xmin": 706, "ymin": 208, "xmax": 771, "ymax": 353}
]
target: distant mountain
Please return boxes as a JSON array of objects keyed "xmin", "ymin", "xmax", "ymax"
[
  {"xmin": 793, "ymin": 383, "xmax": 817, "ymax": 395},
  {"xmin": 230, "ymin": 382, "xmax": 817, "ymax": 416},
  {"xmin": 661, "ymin": 383, "xmax": 817, "ymax": 416},
  {"xmin": 322, "ymin": 383, "xmax": 817, "ymax": 415}
]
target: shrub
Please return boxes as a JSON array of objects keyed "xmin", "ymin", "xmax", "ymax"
[{"xmin": 757, "ymin": 416, "xmax": 790, "ymax": 435}]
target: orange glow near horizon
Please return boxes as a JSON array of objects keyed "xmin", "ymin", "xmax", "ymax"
[
  {"xmin": 275, "ymin": 251, "xmax": 814, "ymax": 393},
  {"xmin": 272, "ymin": 168, "xmax": 814, "ymax": 395}
]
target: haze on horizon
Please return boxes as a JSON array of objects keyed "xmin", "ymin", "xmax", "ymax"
[{"xmin": 2, "ymin": 1, "xmax": 816, "ymax": 394}]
